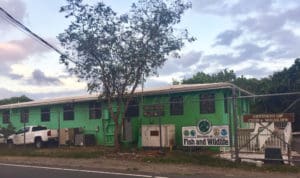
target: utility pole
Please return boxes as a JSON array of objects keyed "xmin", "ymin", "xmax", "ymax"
[
  {"xmin": 158, "ymin": 116, "xmax": 163, "ymax": 154},
  {"xmin": 58, "ymin": 111, "xmax": 61, "ymax": 147},
  {"xmin": 23, "ymin": 118, "xmax": 26, "ymax": 148},
  {"xmin": 232, "ymin": 87, "xmax": 240, "ymax": 162}
]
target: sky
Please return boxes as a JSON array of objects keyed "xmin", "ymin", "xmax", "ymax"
[{"xmin": 0, "ymin": 0, "xmax": 299, "ymax": 100}]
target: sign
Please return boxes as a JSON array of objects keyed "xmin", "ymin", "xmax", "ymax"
[
  {"xmin": 182, "ymin": 122, "xmax": 230, "ymax": 147},
  {"xmin": 243, "ymin": 113, "xmax": 294, "ymax": 122}
]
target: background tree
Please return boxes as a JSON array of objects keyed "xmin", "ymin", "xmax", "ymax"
[
  {"xmin": 182, "ymin": 69, "xmax": 236, "ymax": 84},
  {"xmin": 59, "ymin": 0, "xmax": 194, "ymax": 150},
  {"xmin": 0, "ymin": 95, "xmax": 32, "ymax": 105},
  {"xmin": 179, "ymin": 58, "xmax": 300, "ymax": 130}
]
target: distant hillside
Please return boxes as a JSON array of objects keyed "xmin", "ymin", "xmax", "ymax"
[{"xmin": 0, "ymin": 95, "xmax": 33, "ymax": 105}]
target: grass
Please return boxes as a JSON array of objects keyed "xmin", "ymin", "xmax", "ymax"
[
  {"xmin": 0, "ymin": 145, "xmax": 300, "ymax": 173},
  {"xmin": 141, "ymin": 150, "xmax": 300, "ymax": 173},
  {"xmin": 142, "ymin": 150, "xmax": 243, "ymax": 167},
  {"xmin": 0, "ymin": 145, "xmax": 105, "ymax": 159}
]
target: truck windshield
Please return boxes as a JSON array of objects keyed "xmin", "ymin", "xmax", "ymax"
[{"xmin": 16, "ymin": 127, "xmax": 30, "ymax": 134}]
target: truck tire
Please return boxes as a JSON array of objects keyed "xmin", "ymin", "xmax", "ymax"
[
  {"xmin": 7, "ymin": 140, "xmax": 14, "ymax": 148},
  {"xmin": 35, "ymin": 138, "xmax": 43, "ymax": 149}
]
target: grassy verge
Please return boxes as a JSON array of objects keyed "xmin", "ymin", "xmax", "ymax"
[
  {"xmin": 0, "ymin": 145, "xmax": 299, "ymax": 173},
  {"xmin": 141, "ymin": 150, "xmax": 300, "ymax": 173},
  {"xmin": 0, "ymin": 146, "xmax": 105, "ymax": 159}
]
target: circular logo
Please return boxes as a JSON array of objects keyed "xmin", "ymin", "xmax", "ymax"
[
  {"xmin": 190, "ymin": 130, "xmax": 196, "ymax": 137},
  {"xmin": 183, "ymin": 130, "xmax": 190, "ymax": 136},
  {"xmin": 213, "ymin": 128, "xmax": 220, "ymax": 136},
  {"xmin": 197, "ymin": 119, "xmax": 212, "ymax": 135},
  {"xmin": 221, "ymin": 128, "xmax": 228, "ymax": 136}
]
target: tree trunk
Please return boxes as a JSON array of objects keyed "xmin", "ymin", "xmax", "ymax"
[{"xmin": 114, "ymin": 119, "xmax": 120, "ymax": 152}]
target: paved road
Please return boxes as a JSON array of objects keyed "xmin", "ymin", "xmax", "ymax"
[
  {"xmin": 0, "ymin": 162, "xmax": 235, "ymax": 178},
  {"xmin": 0, "ymin": 162, "xmax": 298, "ymax": 178},
  {"xmin": 0, "ymin": 163, "xmax": 163, "ymax": 178}
]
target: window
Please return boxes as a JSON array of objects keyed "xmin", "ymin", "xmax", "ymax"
[
  {"xmin": 63, "ymin": 104, "xmax": 74, "ymax": 120},
  {"xmin": 16, "ymin": 127, "xmax": 29, "ymax": 134},
  {"xmin": 150, "ymin": 130, "xmax": 159, "ymax": 136},
  {"xmin": 125, "ymin": 98, "xmax": 139, "ymax": 117},
  {"xmin": 170, "ymin": 96, "xmax": 183, "ymax": 115},
  {"xmin": 200, "ymin": 94, "xmax": 215, "ymax": 114},
  {"xmin": 89, "ymin": 102, "xmax": 101, "ymax": 119},
  {"xmin": 2, "ymin": 110, "xmax": 10, "ymax": 124},
  {"xmin": 41, "ymin": 107, "xmax": 50, "ymax": 122},
  {"xmin": 20, "ymin": 109, "xmax": 29, "ymax": 123},
  {"xmin": 143, "ymin": 104, "xmax": 165, "ymax": 117},
  {"xmin": 32, "ymin": 126, "xmax": 47, "ymax": 132}
]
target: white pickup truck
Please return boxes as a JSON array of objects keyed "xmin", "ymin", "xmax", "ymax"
[{"xmin": 7, "ymin": 126, "xmax": 58, "ymax": 148}]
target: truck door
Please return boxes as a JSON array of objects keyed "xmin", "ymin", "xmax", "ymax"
[
  {"xmin": 15, "ymin": 127, "xmax": 28, "ymax": 145},
  {"xmin": 25, "ymin": 127, "xmax": 34, "ymax": 143}
]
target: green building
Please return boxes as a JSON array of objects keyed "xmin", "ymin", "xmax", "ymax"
[{"xmin": 0, "ymin": 82, "xmax": 251, "ymax": 147}]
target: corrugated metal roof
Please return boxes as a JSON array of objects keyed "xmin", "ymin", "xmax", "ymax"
[
  {"xmin": 0, "ymin": 82, "xmax": 251, "ymax": 109},
  {"xmin": 134, "ymin": 82, "xmax": 247, "ymax": 95}
]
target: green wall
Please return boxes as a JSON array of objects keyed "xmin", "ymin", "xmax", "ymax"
[
  {"xmin": 0, "ymin": 102, "xmax": 107, "ymax": 145},
  {"xmin": 0, "ymin": 88, "xmax": 250, "ymax": 147},
  {"xmin": 130, "ymin": 89, "xmax": 249, "ymax": 147}
]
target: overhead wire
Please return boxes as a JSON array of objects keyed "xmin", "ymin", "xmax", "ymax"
[
  {"xmin": 0, "ymin": 10, "xmax": 52, "ymax": 53},
  {"xmin": 0, "ymin": 6, "xmax": 77, "ymax": 64}
]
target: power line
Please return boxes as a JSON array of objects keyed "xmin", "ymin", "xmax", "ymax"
[
  {"xmin": 0, "ymin": 6, "xmax": 77, "ymax": 64},
  {"xmin": 0, "ymin": 10, "xmax": 50, "ymax": 50}
]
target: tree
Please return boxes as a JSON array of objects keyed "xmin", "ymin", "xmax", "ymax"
[
  {"xmin": 0, "ymin": 95, "xmax": 32, "ymax": 105},
  {"xmin": 59, "ymin": 0, "xmax": 194, "ymax": 150},
  {"xmin": 179, "ymin": 59, "xmax": 300, "ymax": 130},
  {"xmin": 0, "ymin": 122, "xmax": 15, "ymax": 138},
  {"xmin": 182, "ymin": 69, "xmax": 236, "ymax": 84}
]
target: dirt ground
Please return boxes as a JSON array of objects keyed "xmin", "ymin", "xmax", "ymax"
[{"xmin": 0, "ymin": 154, "xmax": 300, "ymax": 178}]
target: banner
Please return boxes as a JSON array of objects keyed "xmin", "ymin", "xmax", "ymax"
[
  {"xmin": 243, "ymin": 113, "xmax": 294, "ymax": 122},
  {"xmin": 182, "ymin": 123, "xmax": 230, "ymax": 147}
]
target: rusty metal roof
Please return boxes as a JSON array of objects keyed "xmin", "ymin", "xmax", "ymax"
[{"xmin": 0, "ymin": 82, "xmax": 252, "ymax": 109}]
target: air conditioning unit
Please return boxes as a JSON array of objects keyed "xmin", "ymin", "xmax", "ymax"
[{"xmin": 142, "ymin": 124, "xmax": 175, "ymax": 147}]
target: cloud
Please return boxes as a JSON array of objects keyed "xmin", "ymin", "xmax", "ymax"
[
  {"xmin": 27, "ymin": 69, "xmax": 62, "ymax": 86},
  {"xmin": 180, "ymin": 51, "xmax": 202, "ymax": 67},
  {"xmin": 192, "ymin": 0, "xmax": 300, "ymax": 79},
  {"xmin": 0, "ymin": 0, "xmax": 27, "ymax": 32},
  {"xmin": 0, "ymin": 87, "xmax": 87, "ymax": 100},
  {"xmin": 0, "ymin": 63, "xmax": 24, "ymax": 80},
  {"xmin": 235, "ymin": 43, "xmax": 269, "ymax": 60},
  {"xmin": 236, "ymin": 66, "xmax": 271, "ymax": 78},
  {"xmin": 237, "ymin": 8, "xmax": 300, "ymax": 59},
  {"xmin": 191, "ymin": 0, "xmax": 275, "ymax": 16},
  {"xmin": 144, "ymin": 79, "xmax": 170, "ymax": 88},
  {"xmin": 27, "ymin": 89, "xmax": 87, "ymax": 100},
  {"xmin": 214, "ymin": 29, "xmax": 242, "ymax": 46},
  {"xmin": 0, "ymin": 37, "xmax": 52, "ymax": 80},
  {"xmin": 202, "ymin": 53, "xmax": 238, "ymax": 66},
  {"xmin": 0, "ymin": 38, "xmax": 51, "ymax": 62},
  {"xmin": 240, "ymin": 15, "xmax": 286, "ymax": 35},
  {"xmin": 0, "ymin": 87, "xmax": 22, "ymax": 99},
  {"xmin": 7, "ymin": 73, "xmax": 23, "ymax": 80},
  {"xmin": 158, "ymin": 51, "xmax": 202, "ymax": 75}
]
